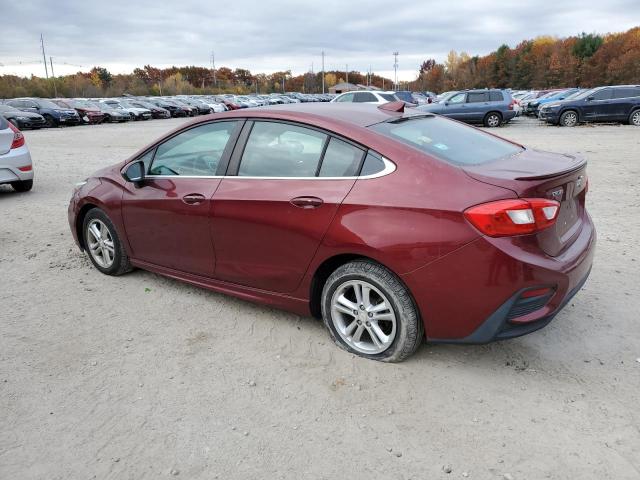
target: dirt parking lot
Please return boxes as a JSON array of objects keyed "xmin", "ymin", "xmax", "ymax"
[{"xmin": 1, "ymin": 116, "xmax": 639, "ymax": 479}]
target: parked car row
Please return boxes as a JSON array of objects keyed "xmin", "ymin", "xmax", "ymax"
[{"xmin": 0, "ymin": 93, "xmax": 337, "ymax": 129}]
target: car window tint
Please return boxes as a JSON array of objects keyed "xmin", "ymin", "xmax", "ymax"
[
  {"xmin": 353, "ymin": 92, "xmax": 377, "ymax": 103},
  {"xmin": 467, "ymin": 92, "xmax": 488, "ymax": 103},
  {"xmin": 614, "ymin": 87, "xmax": 640, "ymax": 99},
  {"xmin": 380, "ymin": 93, "xmax": 397, "ymax": 102},
  {"xmin": 149, "ymin": 121, "xmax": 238, "ymax": 176},
  {"xmin": 318, "ymin": 138, "xmax": 363, "ymax": 177},
  {"xmin": 448, "ymin": 93, "xmax": 466, "ymax": 104},
  {"xmin": 489, "ymin": 91, "xmax": 504, "ymax": 101},
  {"xmin": 239, "ymin": 122, "xmax": 327, "ymax": 177},
  {"xmin": 360, "ymin": 153, "xmax": 386, "ymax": 176},
  {"xmin": 138, "ymin": 149, "xmax": 156, "ymax": 173},
  {"xmin": 336, "ymin": 93, "xmax": 354, "ymax": 102},
  {"xmin": 370, "ymin": 116, "xmax": 522, "ymax": 166},
  {"xmin": 592, "ymin": 89, "xmax": 612, "ymax": 100}
]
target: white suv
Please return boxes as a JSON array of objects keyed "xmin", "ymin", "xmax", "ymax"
[
  {"xmin": 0, "ymin": 116, "xmax": 34, "ymax": 192},
  {"xmin": 331, "ymin": 91, "xmax": 398, "ymax": 104}
]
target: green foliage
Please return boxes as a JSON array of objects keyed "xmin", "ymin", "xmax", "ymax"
[{"xmin": 572, "ymin": 33, "xmax": 604, "ymax": 59}]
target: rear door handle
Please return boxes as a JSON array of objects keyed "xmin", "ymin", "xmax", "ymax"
[
  {"xmin": 182, "ymin": 193, "xmax": 206, "ymax": 205},
  {"xmin": 290, "ymin": 196, "xmax": 323, "ymax": 209}
]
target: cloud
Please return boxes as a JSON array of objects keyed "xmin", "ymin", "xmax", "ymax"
[{"xmin": 1, "ymin": 0, "xmax": 638, "ymax": 80}]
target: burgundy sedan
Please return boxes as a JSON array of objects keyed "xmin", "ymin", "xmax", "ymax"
[{"xmin": 68, "ymin": 102, "xmax": 595, "ymax": 362}]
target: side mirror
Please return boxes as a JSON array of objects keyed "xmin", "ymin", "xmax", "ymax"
[
  {"xmin": 443, "ymin": 101, "xmax": 449, "ymax": 106},
  {"xmin": 123, "ymin": 160, "xmax": 145, "ymax": 184},
  {"xmin": 586, "ymin": 96, "xmax": 594, "ymax": 101}
]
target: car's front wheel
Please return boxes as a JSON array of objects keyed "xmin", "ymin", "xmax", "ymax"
[
  {"xmin": 560, "ymin": 110, "xmax": 578, "ymax": 127},
  {"xmin": 321, "ymin": 260, "xmax": 423, "ymax": 362},
  {"xmin": 82, "ymin": 208, "xmax": 132, "ymax": 275}
]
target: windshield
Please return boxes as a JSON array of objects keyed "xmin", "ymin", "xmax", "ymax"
[
  {"xmin": 564, "ymin": 89, "xmax": 585, "ymax": 100},
  {"xmin": 0, "ymin": 105, "xmax": 15, "ymax": 112},
  {"xmin": 39, "ymin": 99, "xmax": 65, "ymax": 109},
  {"xmin": 369, "ymin": 115, "xmax": 523, "ymax": 166},
  {"xmin": 572, "ymin": 88, "xmax": 598, "ymax": 100}
]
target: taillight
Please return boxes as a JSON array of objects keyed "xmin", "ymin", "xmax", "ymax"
[
  {"xmin": 508, "ymin": 100, "xmax": 516, "ymax": 110},
  {"xmin": 7, "ymin": 122, "xmax": 25, "ymax": 149},
  {"xmin": 464, "ymin": 198, "xmax": 560, "ymax": 237}
]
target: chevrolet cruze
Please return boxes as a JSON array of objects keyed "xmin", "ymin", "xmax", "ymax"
[{"xmin": 68, "ymin": 103, "xmax": 595, "ymax": 362}]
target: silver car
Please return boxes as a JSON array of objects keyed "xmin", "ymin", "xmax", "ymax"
[{"xmin": 0, "ymin": 116, "xmax": 34, "ymax": 192}]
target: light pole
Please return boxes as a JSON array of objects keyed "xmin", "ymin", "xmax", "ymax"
[
  {"xmin": 321, "ymin": 51, "xmax": 325, "ymax": 94},
  {"xmin": 393, "ymin": 51, "xmax": 399, "ymax": 91}
]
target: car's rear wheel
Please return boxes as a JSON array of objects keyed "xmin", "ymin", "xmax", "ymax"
[
  {"xmin": 11, "ymin": 180, "xmax": 33, "ymax": 192},
  {"xmin": 82, "ymin": 208, "xmax": 132, "ymax": 276},
  {"xmin": 560, "ymin": 110, "xmax": 578, "ymax": 127},
  {"xmin": 629, "ymin": 110, "xmax": 640, "ymax": 126},
  {"xmin": 321, "ymin": 260, "xmax": 423, "ymax": 362},
  {"xmin": 43, "ymin": 114, "xmax": 57, "ymax": 128},
  {"xmin": 483, "ymin": 112, "xmax": 502, "ymax": 127}
]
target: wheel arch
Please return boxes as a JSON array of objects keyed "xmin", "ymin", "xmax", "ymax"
[
  {"xmin": 308, "ymin": 253, "xmax": 420, "ymax": 324},
  {"xmin": 75, "ymin": 203, "xmax": 99, "ymax": 251}
]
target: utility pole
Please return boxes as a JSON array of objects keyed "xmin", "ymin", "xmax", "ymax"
[
  {"xmin": 49, "ymin": 57, "xmax": 58, "ymax": 97},
  {"xmin": 321, "ymin": 51, "xmax": 325, "ymax": 94},
  {"xmin": 393, "ymin": 51, "xmax": 399, "ymax": 91},
  {"xmin": 40, "ymin": 34, "xmax": 49, "ymax": 79},
  {"xmin": 282, "ymin": 74, "xmax": 285, "ymax": 93},
  {"xmin": 211, "ymin": 50, "xmax": 217, "ymax": 88},
  {"xmin": 345, "ymin": 64, "xmax": 348, "ymax": 85}
]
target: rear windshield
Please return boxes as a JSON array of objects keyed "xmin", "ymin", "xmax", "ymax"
[{"xmin": 369, "ymin": 115, "xmax": 523, "ymax": 166}]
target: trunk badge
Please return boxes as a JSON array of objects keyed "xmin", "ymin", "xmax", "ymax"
[
  {"xmin": 576, "ymin": 175, "xmax": 584, "ymax": 189},
  {"xmin": 549, "ymin": 187, "xmax": 564, "ymax": 201}
]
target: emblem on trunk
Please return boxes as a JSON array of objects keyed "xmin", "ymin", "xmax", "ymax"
[
  {"xmin": 549, "ymin": 187, "xmax": 564, "ymax": 201},
  {"xmin": 576, "ymin": 175, "xmax": 584, "ymax": 189}
]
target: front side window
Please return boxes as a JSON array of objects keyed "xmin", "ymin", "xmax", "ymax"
[
  {"xmin": 149, "ymin": 121, "xmax": 238, "ymax": 176},
  {"xmin": 448, "ymin": 93, "xmax": 466, "ymax": 104},
  {"xmin": 353, "ymin": 92, "xmax": 377, "ymax": 103},
  {"xmin": 336, "ymin": 93, "xmax": 355, "ymax": 103},
  {"xmin": 238, "ymin": 122, "xmax": 327, "ymax": 177},
  {"xmin": 369, "ymin": 115, "xmax": 523, "ymax": 166},
  {"xmin": 591, "ymin": 89, "xmax": 612, "ymax": 101},
  {"xmin": 318, "ymin": 138, "xmax": 364, "ymax": 177}
]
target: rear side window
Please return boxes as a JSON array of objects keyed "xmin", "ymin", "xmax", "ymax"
[
  {"xmin": 380, "ymin": 93, "xmax": 397, "ymax": 102},
  {"xmin": 489, "ymin": 91, "xmax": 504, "ymax": 101},
  {"xmin": 353, "ymin": 92, "xmax": 377, "ymax": 103},
  {"xmin": 369, "ymin": 116, "xmax": 523, "ymax": 166},
  {"xmin": 318, "ymin": 138, "xmax": 364, "ymax": 177},
  {"xmin": 467, "ymin": 92, "xmax": 488, "ymax": 103},
  {"xmin": 360, "ymin": 153, "xmax": 386, "ymax": 176},
  {"xmin": 239, "ymin": 121, "xmax": 327, "ymax": 177},
  {"xmin": 613, "ymin": 87, "xmax": 640, "ymax": 99}
]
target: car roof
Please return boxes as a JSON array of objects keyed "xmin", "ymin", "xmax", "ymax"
[{"xmin": 217, "ymin": 102, "xmax": 418, "ymax": 128}]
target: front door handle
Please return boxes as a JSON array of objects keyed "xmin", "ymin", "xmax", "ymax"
[
  {"xmin": 290, "ymin": 196, "xmax": 323, "ymax": 209},
  {"xmin": 182, "ymin": 193, "xmax": 206, "ymax": 205}
]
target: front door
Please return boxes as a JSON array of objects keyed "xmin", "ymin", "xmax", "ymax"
[
  {"xmin": 121, "ymin": 120, "xmax": 242, "ymax": 277},
  {"xmin": 583, "ymin": 88, "xmax": 614, "ymax": 121},
  {"xmin": 441, "ymin": 92, "xmax": 469, "ymax": 120},
  {"xmin": 212, "ymin": 121, "xmax": 364, "ymax": 293}
]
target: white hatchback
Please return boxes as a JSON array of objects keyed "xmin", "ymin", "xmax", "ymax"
[{"xmin": 0, "ymin": 116, "xmax": 34, "ymax": 192}]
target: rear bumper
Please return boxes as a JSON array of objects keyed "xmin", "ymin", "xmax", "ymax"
[
  {"xmin": 402, "ymin": 212, "xmax": 596, "ymax": 342},
  {"xmin": 0, "ymin": 145, "xmax": 34, "ymax": 184}
]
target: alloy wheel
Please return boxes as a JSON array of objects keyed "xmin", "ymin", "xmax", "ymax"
[
  {"xmin": 86, "ymin": 219, "xmax": 115, "ymax": 268},
  {"xmin": 632, "ymin": 111, "xmax": 640, "ymax": 126},
  {"xmin": 487, "ymin": 114, "xmax": 501, "ymax": 127},
  {"xmin": 563, "ymin": 112, "xmax": 577, "ymax": 127},
  {"xmin": 330, "ymin": 280, "xmax": 397, "ymax": 354}
]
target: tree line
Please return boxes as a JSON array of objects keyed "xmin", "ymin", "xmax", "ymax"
[
  {"xmin": 413, "ymin": 27, "xmax": 640, "ymax": 92},
  {"xmin": 1, "ymin": 26, "xmax": 638, "ymax": 98}
]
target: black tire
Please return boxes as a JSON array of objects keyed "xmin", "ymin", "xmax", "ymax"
[
  {"xmin": 10, "ymin": 180, "xmax": 33, "ymax": 192},
  {"xmin": 629, "ymin": 109, "xmax": 640, "ymax": 127},
  {"xmin": 103, "ymin": 114, "xmax": 112, "ymax": 123},
  {"xmin": 43, "ymin": 114, "xmax": 57, "ymax": 128},
  {"xmin": 321, "ymin": 260, "xmax": 423, "ymax": 362},
  {"xmin": 559, "ymin": 110, "xmax": 579, "ymax": 127},
  {"xmin": 483, "ymin": 111, "xmax": 502, "ymax": 127},
  {"xmin": 82, "ymin": 208, "xmax": 132, "ymax": 276}
]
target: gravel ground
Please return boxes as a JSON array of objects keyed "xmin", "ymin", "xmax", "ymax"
[{"xmin": 1, "ymin": 116, "xmax": 639, "ymax": 480}]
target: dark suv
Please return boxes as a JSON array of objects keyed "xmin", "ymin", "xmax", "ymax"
[
  {"xmin": 5, "ymin": 98, "xmax": 81, "ymax": 127},
  {"xmin": 417, "ymin": 89, "xmax": 516, "ymax": 127},
  {"xmin": 539, "ymin": 85, "xmax": 640, "ymax": 127}
]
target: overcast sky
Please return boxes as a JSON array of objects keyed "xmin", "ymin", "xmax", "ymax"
[{"xmin": 1, "ymin": 0, "xmax": 638, "ymax": 81}]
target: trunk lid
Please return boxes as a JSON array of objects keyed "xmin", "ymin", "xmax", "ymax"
[
  {"xmin": 0, "ymin": 117, "xmax": 14, "ymax": 155},
  {"xmin": 464, "ymin": 148, "xmax": 588, "ymax": 256}
]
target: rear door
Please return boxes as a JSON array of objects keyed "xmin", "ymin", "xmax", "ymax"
[
  {"xmin": 466, "ymin": 91, "xmax": 490, "ymax": 122},
  {"xmin": 211, "ymin": 120, "xmax": 364, "ymax": 292},
  {"xmin": 612, "ymin": 87, "xmax": 640, "ymax": 120}
]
